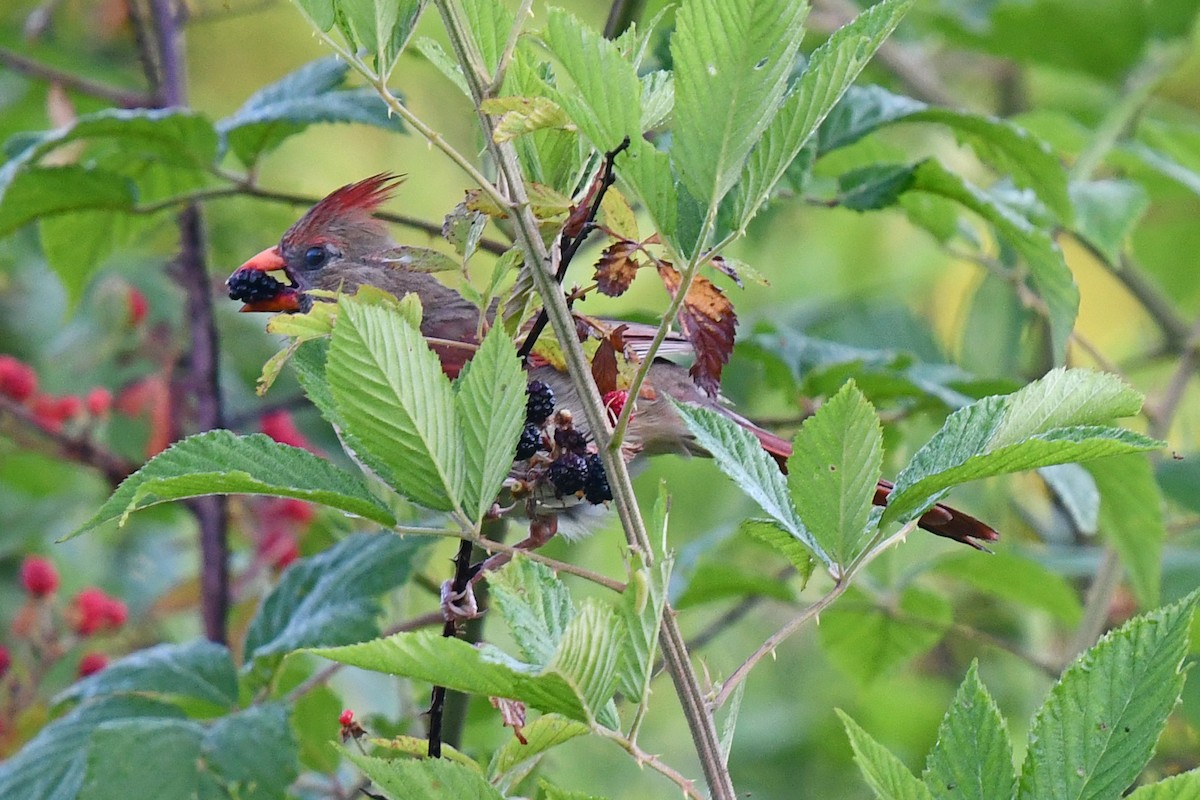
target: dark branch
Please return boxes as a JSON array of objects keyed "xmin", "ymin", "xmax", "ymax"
[
  {"xmin": 427, "ymin": 537, "xmax": 474, "ymax": 758},
  {"xmin": 0, "ymin": 396, "xmax": 135, "ymax": 487},
  {"xmin": 0, "ymin": 46, "xmax": 154, "ymax": 108}
]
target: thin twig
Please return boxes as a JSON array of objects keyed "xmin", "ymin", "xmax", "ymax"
[
  {"xmin": 469, "ymin": 536, "xmax": 626, "ymax": 591},
  {"xmin": 593, "ymin": 727, "xmax": 704, "ymax": 800},
  {"xmin": 0, "ymin": 46, "xmax": 154, "ymax": 108},
  {"xmin": 489, "ymin": 0, "xmax": 533, "ymax": 93}
]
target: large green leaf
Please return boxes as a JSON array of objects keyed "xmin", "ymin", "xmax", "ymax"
[
  {"xmin": 838, "ymin": 709, "xmax": 935, "ymax": 800},
  {"xmin": 79, "ymin": 718, "xmax": 205, "ymax": 800},
  {"xmin": 1017, "ymin": 592, "xmax": 1198, "ymax": 800},
  {"xmin": 883, "ymin": 368, "xmax": 1160, "ymax": 527},
  {"xmin": 347, "ymin": 753, "xmax": 503, "ymax": 800},
  {"xmin": 55, "ymin": 640, "xmax": 237, "ymax": 708},
  {"xmin": 201, "ymin": 704, "xmax": 298, "ymax": 800},
  {"xmin": 615, "ymin": 553, "xmax": 670, "ymax": 702},
  {"xmin": 293, "ymin": 0, "xmax": 424, "ymax": 79},
  {"xmin": 68, "ymin": 430, "xmax": 396, "ymax": 538},
  {"xmin": 931, "ymin": 551, "xmax": 1082, "ymax": 625},
  {"xmin": 0, "ymin": 166, "xmax": 133, "ymax": 238},
  {"xmin": 454, "ymin": 324, "xmax": 526, "ymax": 523},
  {"xmin": 819, "ymin": 586, "xmax": 952, "ymax": 685},
  {"xmin": 327, "ymin": 297, "xmax": 464, "ymax": 513},
  {"xmin": 734, "ymin": 0, "xmax": 913, "ymax": 227},
  {"xmin": 489, "ymin": 714, "xmax": 589, "ymax": 781},
  {"xmin": 787, "ymin": 380, "xmax": 882, "ymax": 566},
  {"xmin": 1086, "ymin": 454, "xmax": 1165, "ymax": 607},
  {"xmin": 1069, "ymin": 179, "xmax": 1149, "ymax": 264},
  {"xmin": 673, "ymin": 401, "xmax": 830, "ymax": 566},
  {"xmin": 489, "ymin": 555, "xmax": 575, "ymax": 667},
  {"xmin": 670, "ymin": 0, "xmax": 809, "ymax": 209},
  {"xmin": 243, "ymin": 532, "xmax": 426, "ymax": 672},
  {"xmin": 923, "ymin": 662, "xmax": 1015, "ymax": 800},
  {"xmin": 1127, "ymin": 770, "xmax": 1200, "ymax": 799},
  {"xmin": 217, "ymin": 57, "xmax": 404, "ymax": 165}
]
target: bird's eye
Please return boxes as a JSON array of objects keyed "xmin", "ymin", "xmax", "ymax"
[{"xmin": 303, "ymin": 246, "xmax": 327, "ymax": 269}]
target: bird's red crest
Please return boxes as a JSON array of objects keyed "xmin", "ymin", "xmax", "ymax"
[{"xmin": 285, "ymin": 173, "xmax": 405, "ymax": 246}]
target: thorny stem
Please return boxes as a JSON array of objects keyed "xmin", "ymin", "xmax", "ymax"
[
  {"xmin": 432, "ymin": 3, "xmax": 735, "ymax": 797},
  {"xmin": 593, "ymin": 727, "xmax": 704, "ymax": 800},
  {"xmin": 426, "ymin": 537, "xmax": 474, "ymax": 758}
]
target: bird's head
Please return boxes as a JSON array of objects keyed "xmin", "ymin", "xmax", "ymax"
[{"xmin": 227, "ymin": 173, "xmax": 405, "ymax": 312}]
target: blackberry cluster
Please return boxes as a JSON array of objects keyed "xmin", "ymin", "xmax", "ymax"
[
  {"xmin": 228, "ymin": 269, "xmax": 285, "ymax": 303},
  {"xmin": 515, "ymin": 423, "xmax": 542, "ymax": 460},
  {"xmin": 525, "ymin": 380, "xmax": 556, "ymax": 424},
  {"xmin": 547, "ymin": 452, "xmax": 588, "ymax": 496},
  {"xmin": 553, "ymin": 425, "xmax": 588, "ymax": 456},
  {"xmin": 583, "ymin": 454, "xmax": 612, "ymax": 504}
]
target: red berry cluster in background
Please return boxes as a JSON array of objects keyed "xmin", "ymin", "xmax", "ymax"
[
  {"xmin": 2, "ymin": 555, "xmax": 130, "ymax": 744},
  {"xmin": 260, "ymin": 409, "xmax": 316, "ymax": 452},
  {"xmin": 0, "ymin": 354, "xmax": 113, "ymax": 434}
]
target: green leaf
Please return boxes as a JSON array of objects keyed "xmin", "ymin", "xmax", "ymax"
[
  {"xmin": 1017, "ymin": 592, "xmax": 1199, "ymax": 800},
  {"xmin": 837, "ymin": 709, "xmax": 935, "ymax": 800},
  {"xmin": 883, "ymin": 368, "xmax": 1160, "ymax": 527},
  {"xmin": 346, "ymin": 753, "xmax": 504, "ymax": 800},
  {"xmin": 538, "ymin": 780, "xmax": 610, "ymax": 800},
  {"xmin": 1127, "ymin": 769, "xmax": 1200, "ymax": 799},
  {"xmin": 545, "ymin": 601, "xmax": 625, "ymax": 724},
  {"xmin": 489, "ymin": 714, "xmax": 589, "ymax": 781},
  {"xmin": 674, "ymin": 560, "xmax": 794, "ymax": 610},
  {"xmin": 202, "ymin": 704, "xmax": 298, "ymax": 800},
  {"xmin": 489, "ymin": 554, "xmax": 575, "ymax": 667},
  {"xmin": 1069, "ymin": 179, "xmax": 1149, "ymax": 264},
  {"xmin": 327, "ymin": 297, "xmax": 464, "ymax": 512},
  {"xmin": 739, "ymin": 518, "xmax": 815, "ymax": 583},
  {"xmin": 0, "ymin": 696, "xmax": 186, "ymax": 800},
  {"xmin": 673, "ymin": 401, "xmax": 830, "ymax": 566},
  {"xmin": 819, "ymin": 586, "xmax": 952, "ymax": 685},
  {"xmin": 312, "ymin": 630, "xmax": 591, "ymax": 722},
  {"xmin": 334, "ymin": 0, "xmax": 424, "ymax": 78},
  {"xmin": 55, "ymin": 640, "xmax": 237, "ymax": 708},
  {"xmin": 931, "ymin": 551, "xmax": 1083, "ymax": 625},
  {"xmin": 243, "ymin": 532, "xmax": 427, "ymax": 672},
  {"xmin": 787, "ymin": 380, "xmax": 883, "ymax": 566},
  {"xmin": 454, "ymin": 324, "xmax": 526, "ymax": 522},
  {"xmin": 734, "ymin": 0, "xmax": 914, "ymax": 227},
  {"xmin": 217, "ymin": 57, "xmax": 404, "ymax": 165},
  {"xmin": 481, "ymin": 96, "xmax": 575, "ymax": 143},
  {"xmin": 79, "ymin": 718, "xmax": 205, "ymax": 800},
  {"xmin": 923, "ymin": 662, "xmax": 1016, "ymax": 800},
  {"xmin": 1086, "ymin": 454, "xmax": 1165, "ymax": 607},
  {"xmin": 1157, "ymin": 456, "xmax": 1200, "ymax": 514},
  {"xmin": 68, "ymin": 430, "xmax": 396, "ymax": 538},
  {"xmin": 459, "ymin": 0, "xmax": 515, "ymax": 74},
  {"xmin": 836, "ymin": 163, "xmax": 917, "ymax": 211},
  {"xmin": 0, "ymin": 166, "xmax": 133, "ymax": 238},
  {"xmin": 615, "ymin": 553, "xmax": 670, "ymax": 702},
  {"xmin": 908, "ymin": 159, "xmax": 1077, "ymax": 361},
  {"xmin": 670, "ymin": 0, "xmax": 809, "ymax": 209},
  {"xmin": 1039, "ymin": 463, "xmax": 1100, "ymax": 534}
]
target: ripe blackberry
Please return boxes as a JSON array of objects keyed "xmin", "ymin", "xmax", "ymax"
[
  {"xmin": 583, "ymin": 454, "xmax": 612, "ymax": 504},
  {"xmin": 553, "ymin": 425, "xmax": 589, "ymax": 455},
  {"xmin": 515, "ymin": 422, "xmax": 542, "ymax": 460},
  {"xmin": 547, "ymin": 452, "xmax": 588, "ymax": 496},
  {"xmin": 227, "ymin": 269, "xmax": 286, "ymax": 303},
  {"xmin": 525, "ymin": 380, "xmax": 556, "ymax": 424}
]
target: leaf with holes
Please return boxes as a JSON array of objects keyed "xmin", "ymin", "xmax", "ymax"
[
  {"xmin": 656, "ymin": 262, "xmax": 738, "ymax": 397},
  {"xmin": 594, "ymin": 240, "xmax": 641, "ymax": 297}
]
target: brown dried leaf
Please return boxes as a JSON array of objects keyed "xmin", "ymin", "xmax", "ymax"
[
  {"xmin": 594, "ymin": 241, "xmax": 640, "ymax": 297},
  {"xmin": 591, "ymin": 338, "xmax": 619, "ymax": 395},
  {"xmin": 489, "ymin": 697, "xmax": 528, "ymax": 744},
  {"xmin": 656, "ymin": 263, "xmax": 738, "ymax": 397}
]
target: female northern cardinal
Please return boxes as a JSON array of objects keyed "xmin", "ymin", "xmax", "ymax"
[{"xmin": 228, "ymin": 174, "xmax": 998, "ymax": 551}]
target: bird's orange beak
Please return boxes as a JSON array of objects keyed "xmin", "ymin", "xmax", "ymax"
[{"xmin": 227, "ymin": 246, "xmax": 305, "ymax": 313}]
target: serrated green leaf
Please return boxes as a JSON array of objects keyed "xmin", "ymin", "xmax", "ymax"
[
  {"xmin": 739, "ymin": 518, "xmax": 815, "ymax": 583},
  {"xmin": 836, "ymin": 163, "xmax": 917, "ymax": 210},
  {"xmin": 538, "ymin": 780, "xmax": 610, "ymax": 800},
  {"xmin": 615, "ymin": 552, "xmax": 669, "ymax": 702},
  {"xmin": 481, "ymin": 96, "xmax": 575, "ymax": 143},
  {"xmin": 0, "ymin": 696, "xmax": 186, "ymax": 800},
  {"xmin": 217, "ymin": 57, "xmax": 404, "ymax": 165},
  {"xmin": 0, "ymin": 165, "xmax": 133, "ymax": 238},
  {"xmin": 673, "ymin": 401, "xmax": 830, "ymax": 567},
  {"xmin": 1039, "ymin": 463, "xmax": 1100, "ymax": 534},
  {"xmin": 40, "ymin": 209, "xmax": 150, "ymax": 309},
  {"xmin": 787, "ymin": 380, "xmax": 882, "ymax": 566},
  {"xmin": 884, "ymin": 368, "xmax": 1160, "ymax": 527},
  {"xmin": 54, "ymin": 640, "xmax": 237, "ymax": 708},
  {"xmin": 489, "ymin": 555, "xmax": 575, "ymax": 667},
  {"xmin": 1069, "ymin": 179, "xmax": 1150, "ymax": 265},
  {"xmin": 640, "ymin": 70, "xmax": 674, "ymax": 130},
  {"xmin": 837, "ymin": 709, "xmax": 935, "ymax": 800},
  {"xmin": 1017, "ymin": 592, "xmax": 1199, "ymax": 800},
  {"xmin": 459, "ymin": 0, "xmax": 515, "ymax": 74},
  {"xmin": 546, "ymin": 601, "xmax": 625, "ymax": 724},
  {"xmin": 244, "ymin": 533, "xmax": 427, "ymax": 672},
  {"xmin": 334, "ymin": 0, "xmax": 423, "ymax": 78},
  {"xmin": 671, "ymin": 0, "xmax": 809, "ymax": 209},
  {"xmin": 414, "ymin": 36, "xmax": 471, "ymax": 95},
  {"xmin": 346, "ymin": 752, "xmax": 504, "ymax": 800},
  {"xmin": 489, "ymin": 714, "xmax": 589, "ymax": 780},
  {"xmin": 68, "ymin": 430, "xmax": 395, "ymax": 538},
  {"xmin": 327, "ymin": 297, "xmax": 463, "ymax": 512},
  {"xmin": 368, "ymin": 735, "xmax": 480, "ymax": 770},
  {"xmin": 79, "ymin": 717, "xmax": 205, "ymax": 800},
  {"xmin": 1086, "ymin": 454, "xmax": 1165, "ymax": 607},
  {"xmin": 923, "ymin": 662, "xmax": 1015, "ymax": 800},
  {"xmin": 202, "ymin": 704, "xmax": 298, "ymax": 800},
  {"xmin": 931, "ymin": 551, "xmax": 1082, "ymax": 625},
  {"xmin": 734, "ymin": 0, "xmax": 913, "ymax": 226},
  {"xmin": 454, "ymin": 324, "xmax": 525, "ymax": 522},
  {"xmin": 1127, "ymin": 769, "xmax": 1200, "ymax": 799},
  {"xmin": 909, "ymin": 159, "xmax": 1078, "ymax": 362},
  {"xmin": 312, "ymin": 630, "xmax": 591, "ymax": 721},
  {"xmin": 820, "ymin": 586, "xmax": 952, "ymax": 685}
]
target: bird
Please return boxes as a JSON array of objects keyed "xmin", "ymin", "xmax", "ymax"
[{"xmin": 226, "ymin": 174, "xmax": 999, "ymax": 553}]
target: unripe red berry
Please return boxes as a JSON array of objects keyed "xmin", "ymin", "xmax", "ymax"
[
  {"xmin": 127, "ymin": 287, "xmax": 149, "ymax": 326},
  {"xmin": 260, "ymin": 410, "xmax": 310, "ymax": 450},
  {"xmin": 30, "ymin": 394, "xmax": 65, "ymax": 432},
  {"xmin": 70, "ymin": 587, "xmax": 123, "ymax": 636},
  {"xmin": 338, "ymin": 709, "xmax": 355, "ymax": 727},
  {"xmin": 85, "ymin": 387, "xmax": 112, "ymax": 417},
  {"xmin": 259, "ymin": 528, "xmax": 299, "ymax": 570},
  {"xmin": 0, "ymin": 645, "xmax": 11, "ymax": 678},
  {"xmin": 57, "ymin": 395, "xmax": 84, "ymax": 420},
  {"xmin": 0, "ymin": 356, "xmax": 38, "ymax": 402},
  {"xmin": 103, "ymin": 597, "xmax": 128, "ymax": 629},
  {"xmin": 277, "ymin": 498, "xmax": 315, "ymax": 525},
  {"xmin": 78, "ymin": 652, "xmax": 109, "ymax": 677},
  {"xmin": 20, "ymin": 555, "xmax": 59, "ymax": 597},
  {"xmin": 602, "ymin": 390, "xmax": 628, "ymax": 422}
]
